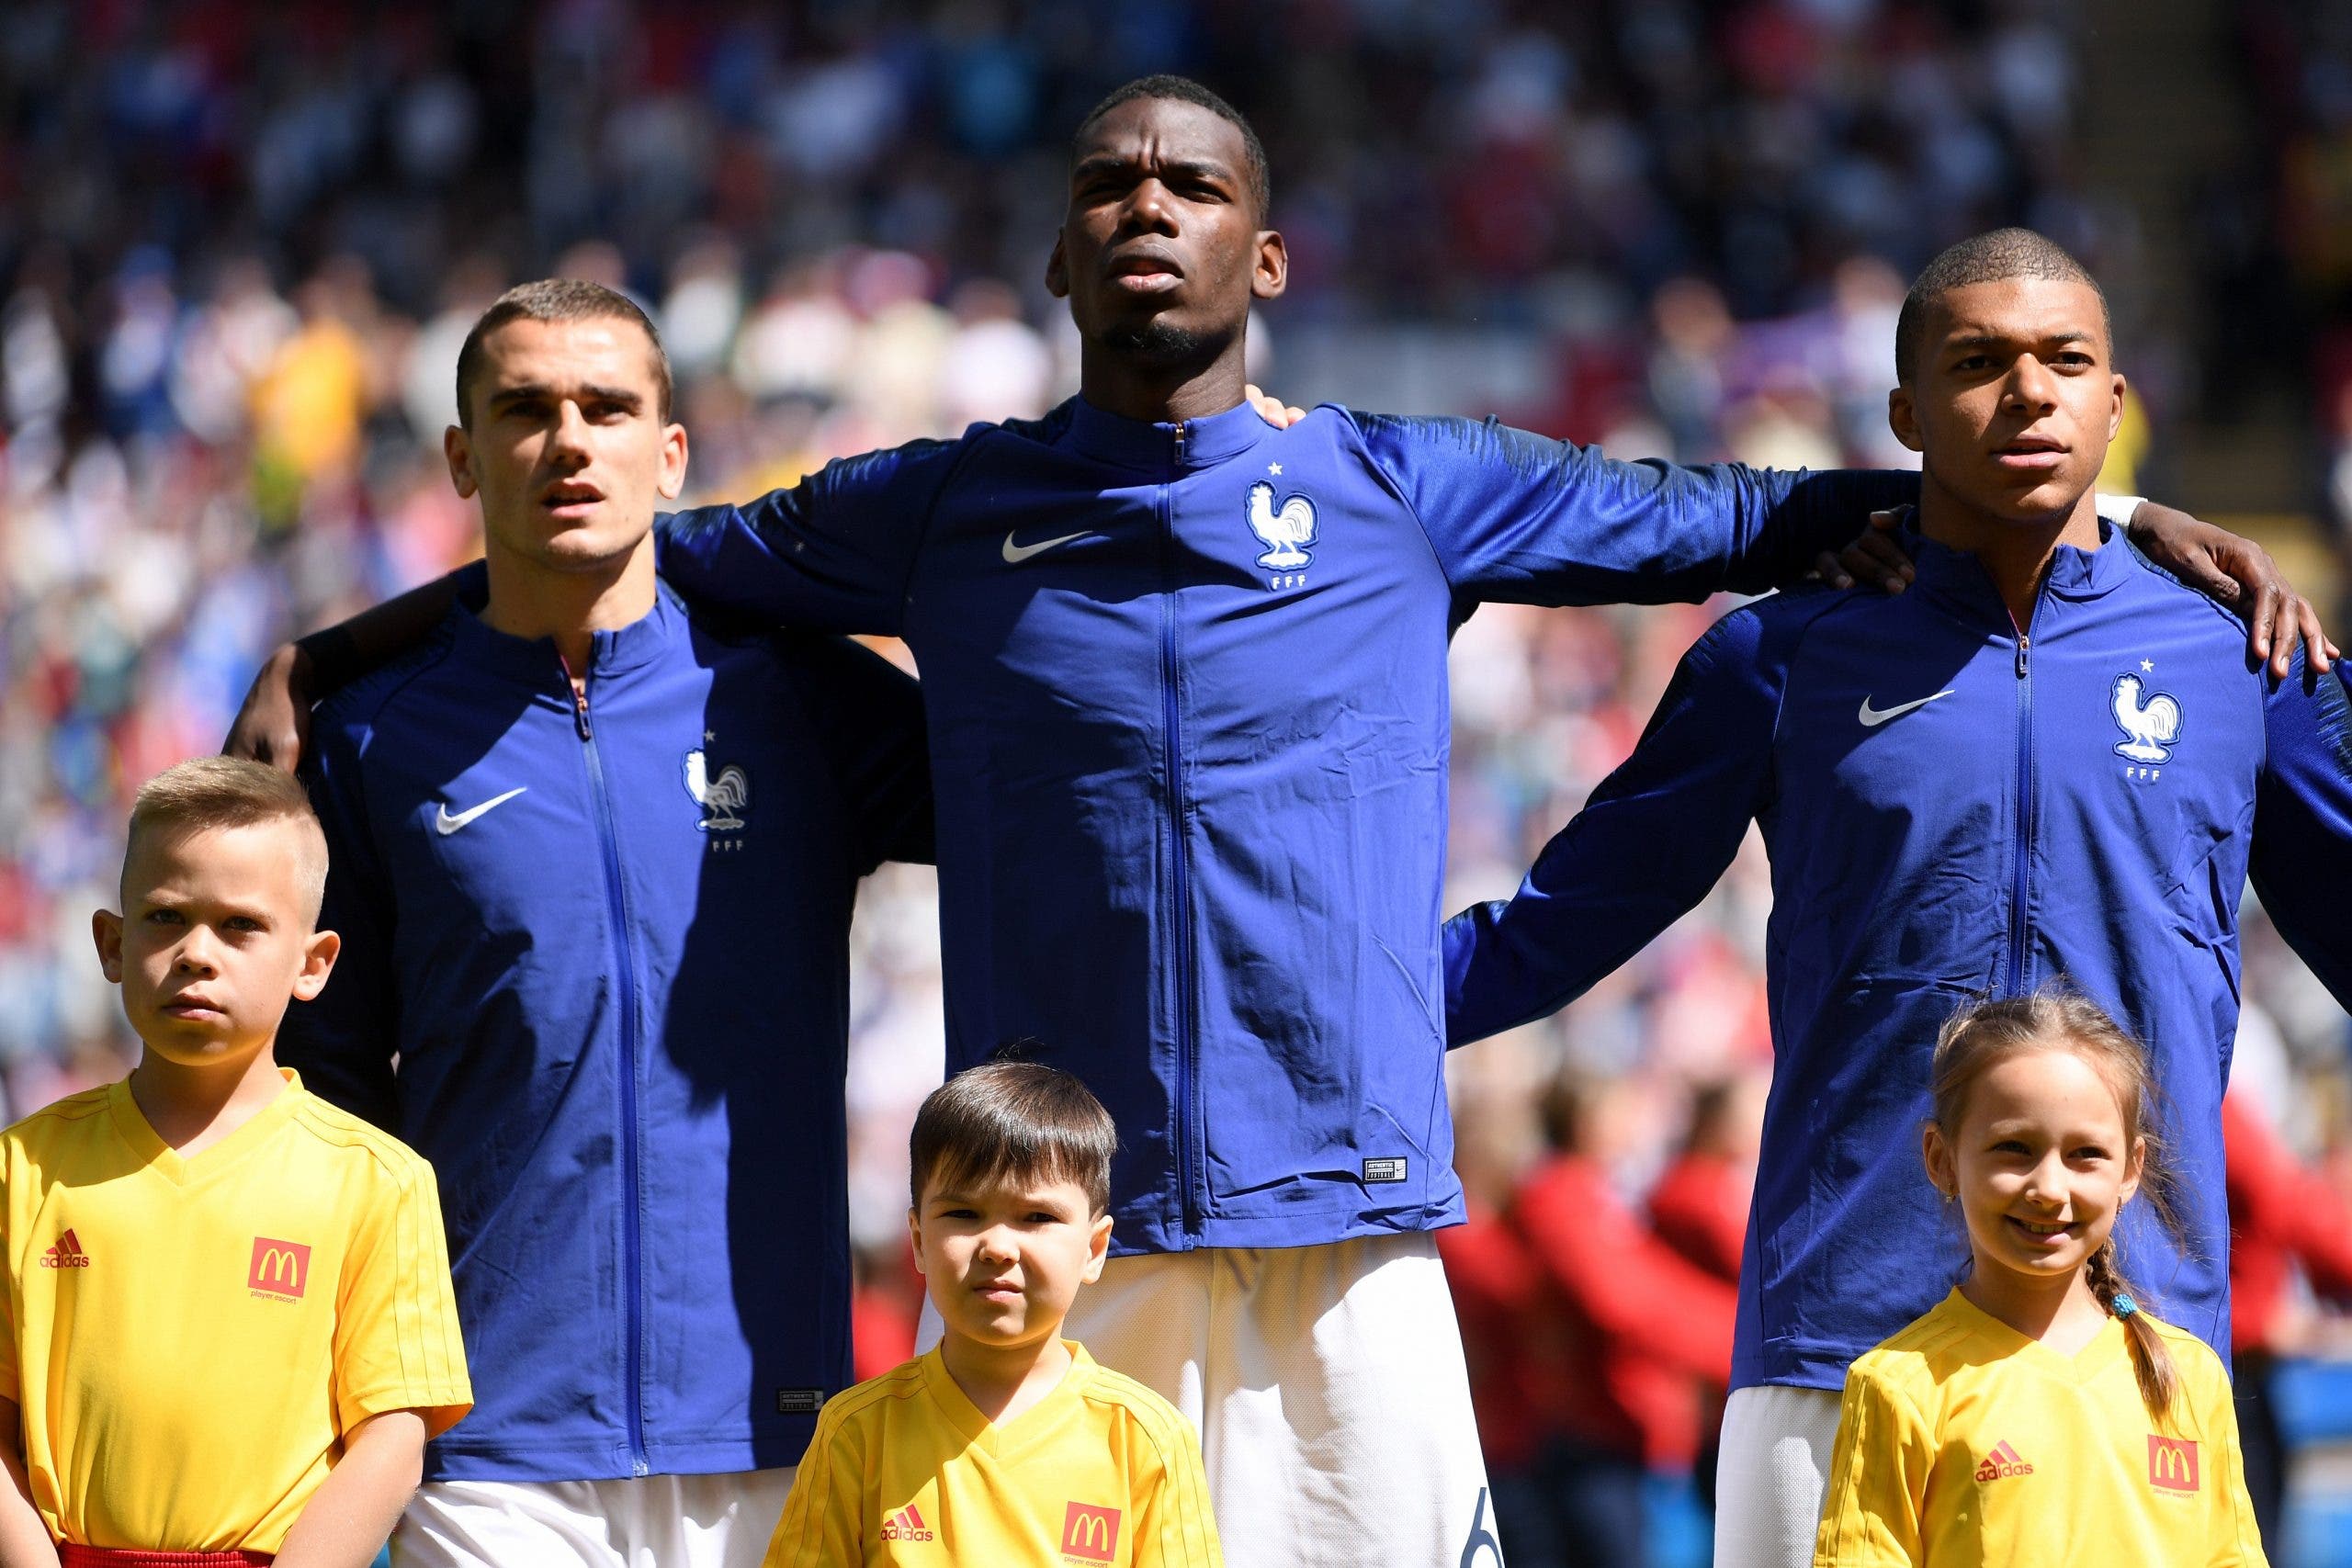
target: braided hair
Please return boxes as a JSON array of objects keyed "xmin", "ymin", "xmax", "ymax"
[{"xmin": 1928, "ymin": 988, "xmax": 2188, "ymax": 1422}]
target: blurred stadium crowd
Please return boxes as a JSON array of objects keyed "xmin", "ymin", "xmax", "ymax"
[{"xmin": 2, "ymin": 1, "xmax": 2348, "ymax": 1562}]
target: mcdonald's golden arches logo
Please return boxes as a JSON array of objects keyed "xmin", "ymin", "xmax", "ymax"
[
  {"xmin": 2146, "ymin": 1434, "xmax": 2200, "ymax": 1493},
  {"xmin": 248, "ymin": 1236, "xmax": 312, "ymax": 1300},
  {"xmin": 1060, "ymin": 1500, "xmax": 1121, "ymax": 1563}
]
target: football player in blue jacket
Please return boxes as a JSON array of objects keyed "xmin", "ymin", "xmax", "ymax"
[
  {"xmin": 281, "ymin": 282, "xmax": 933, "ymax": 1568},
  {"xmin": 1444, "ymin": 229, "xmax": 2352, "ymax": 1568},
  {"xmin": 232, "ymin": 84, "xmax": 2329, "ymax": 1567}
]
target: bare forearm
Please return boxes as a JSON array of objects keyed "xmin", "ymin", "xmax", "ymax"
[
  {"xmin": 0, "ymin": 1406, "xmax": 57, "ymax": 1568},
  {"xmin": 271, "ymin": 1411, "xmax": 425, "ymax": 1568},
  {"xmin": 298, "ymin": 573, "xmax": 465, "ymax": 696}
]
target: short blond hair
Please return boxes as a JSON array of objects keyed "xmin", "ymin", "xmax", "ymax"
[{"xmin": 126, "ymin": 757, "xmax": 330, "ymax": 925}]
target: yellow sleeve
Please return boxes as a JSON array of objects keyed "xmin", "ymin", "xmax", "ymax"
[
  {"xmin": 1125, "ymin": 1400, "xmax": 1221, "ymax": 1568},
  {"xmin": 2186, "ymin": 1352, "xmax": 2270, "ymax": 1568},
  {"xmin": 1812, "ymin": 1360, "xmax": 1934, "ymax": 1568},
  {"xmin": 332, "ymin": 1156, "xmax": 472, "ymax": 1438},
  {"xmin": 0, "ymin": 1147, "xmax": 17, "ymax": 1406},
  {"xmin": 762, "ymin": 1403, "xmax": 866, "ymax": 1568}
]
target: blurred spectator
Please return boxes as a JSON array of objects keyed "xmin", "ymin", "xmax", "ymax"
[
  {"xmin": 1508, "ymin": 1071, "xmax": 1737, "ymax": 1568},
  {"xmin": 2226, "ymin": 1087, "xmax": 2352, "ymax": 1555}
]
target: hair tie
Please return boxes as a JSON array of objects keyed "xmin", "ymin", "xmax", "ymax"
[{"xmin": 2111, "ymin": 1294, "xmax": 2138, "ymax": 1319}]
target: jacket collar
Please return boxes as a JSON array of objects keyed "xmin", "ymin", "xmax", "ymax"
[
  {"xmin": 445, "ymin": 578, "xmax": 687, "ymax": 686},
  {"xmin": 1897, "ymin": 507, "xmax": 2134, "ymax": 625},
  {"xmin": 1064, "ymin": 392, "xmax": 1273, "ymax": 473}
]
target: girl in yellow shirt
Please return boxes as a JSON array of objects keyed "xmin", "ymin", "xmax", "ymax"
[{"xmin": 1813, "ymin": 989, "xmax": 2267, "ymax": 1566}]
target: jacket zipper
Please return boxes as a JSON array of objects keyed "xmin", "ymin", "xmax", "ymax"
[
  {"xmin": 1160, "ymin": 420, "xmax": 1202, "ymax": 1242},
  {"xmin": 2005, "ymin": 624, "xmax": 2034, "ymax": 994},
  {"xmin": 560, "ymin": 652, "xmax": 653, "ymax": 1476}
]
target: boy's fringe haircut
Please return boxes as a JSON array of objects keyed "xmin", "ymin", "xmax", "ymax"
[
  {"xmin": 1930, "ymin": 987, "xmax": 2187, "ymax": 1421},
  {"xmin": 910, "ymin": 1057, "xmax": 1118, "ymax": 1216}
]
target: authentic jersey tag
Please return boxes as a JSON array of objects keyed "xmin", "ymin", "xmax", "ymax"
[
  {"xmin": 775, "ymin": 1388, "xmax": 828, "ymax": 1414},
  {"xmin": 1363, "ymin": 1157, "xmax": 1408, "ymax": 1184}
]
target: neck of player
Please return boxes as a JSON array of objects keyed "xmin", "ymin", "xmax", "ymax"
[
  {"xmin": 129, "ymin": 1043, "xmax": 287, "ymax": 1155},
  {"xmin": 1960, "ymin": 1256, "xmax": 2112, "ymax": 1357},
  {"xmin": 1916, "ymin": 473, "xmax": 2103, "ymax": 631},
  {"xmin": 1080, "ymin": 325, "xmax": 1250, "ymax": 425},
  {"xmin": 482, "ymin": 533, "xmax": 660, "ymax": 673},
  {"xmin": 940, "ymin": 1326, "xmax": 1074, "ymax": 1427}
]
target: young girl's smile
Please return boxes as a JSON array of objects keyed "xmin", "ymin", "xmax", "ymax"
[{"xmin": 1925, "ymin": 1044, "xmax": 2144, "ymax": 1311}]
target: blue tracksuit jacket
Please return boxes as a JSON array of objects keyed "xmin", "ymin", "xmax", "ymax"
[
  {"xmin": 658, "ymin": 393, "xmax": 1913, "ymax": 1255},
  {"xmin": 282, "ymin": 585, "xmax": 933, "ymax": 1481},
  {"xmin": 1444, "ymin": 521, "xmax": 2352, "ymax": 1392}
]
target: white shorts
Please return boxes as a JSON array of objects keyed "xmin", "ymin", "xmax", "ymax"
[
  {"xmin": 919, "ymin": 1231, "xmax": 1498, "ymax": 1568},
  {"xmin": 393, "ymin": 1468, "xmax": 796, "ymax": 1568},
  {"xmin": 1713, "ymin": 1384, "xmax": 1844, "ymax": 1568}
]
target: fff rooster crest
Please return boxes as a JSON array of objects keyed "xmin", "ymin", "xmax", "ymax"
[
  {"xmin": 1245, "ymin": 480, "xmax": 1318, "ymax": 576},
  {"xmin": 2110, "ymin": 672, "xmax": 2183, "ymax": 764},
  {"xmin": 683, "ymin": 748, "xmax": 750, "ymax": 832}
]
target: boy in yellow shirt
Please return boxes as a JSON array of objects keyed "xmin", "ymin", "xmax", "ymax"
[
  {"xmin": 0, "ymin": 757, "xmax": 470, "ymax": 1566},
  {"xmin": 765, "ymin": 1060, "xmax": 1220, "ymax": 1567}
]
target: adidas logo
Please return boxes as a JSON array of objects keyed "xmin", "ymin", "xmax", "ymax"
[
  {"xmin": 878, "ymin": 1504, "xmax": 935, "ymax": 1543},
  {"xmin": 38, "ymin": 1230, "xmax": 90, "ymax": 1269},
  {"xmin": 1975, "ymin": 1439, "xmax": 2033, "ymax": 1481}
]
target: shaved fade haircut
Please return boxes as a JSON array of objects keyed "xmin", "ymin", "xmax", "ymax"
[
  {"xmin": 1895, "ymin": 228, "xmax": 2112, "ymax": 382},
  {"xmin": 126, "ymin": 756, "xmax": 331, "ymax": 925},
  {"xmin": 1076, "ymin": 74, "xmax": 1272, "ymax": 221},
  {"xmin": 455, "ymin": 277, "xmax": 674, "ymax": 429},
  {"xmin": 910, "ymin": 1057, "xmax": 1119, "ymax": 1216}
]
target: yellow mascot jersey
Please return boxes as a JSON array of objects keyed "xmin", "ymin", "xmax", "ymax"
[
  {"xmin": 765, "ymin": 1340, "xmax": 1220, "ymax": 1567},
  {"xmin": 0, "ymin": 1070, "xmax": 471, "ymax": 1552},
  {"xmin": 1814, "ymin": 1289, "xmax": 2267, "ymax": 1566}
]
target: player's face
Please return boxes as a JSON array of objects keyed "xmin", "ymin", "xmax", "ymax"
[
  {"xmin": 910, "ymin": 1170, "xmax": 1112, "ymax": 1353},
  {"xmin": 94, "ymin": 824, "xmax": 339, "ymax": 1070},
  {"xmin": 1923, "ymin": 1045, "xmax": 2143, "ymax": 1296},
  {"xmin": 1047, "ymin": 96, "xmax": 1285, "ymax": 364},
  {"xmin": 446, "ymin": 316, "xmax": 687, "ymax": 577},
  {"xmin": 1890, "ymin": 276, "xmax": 2123, "ymax": 525}
]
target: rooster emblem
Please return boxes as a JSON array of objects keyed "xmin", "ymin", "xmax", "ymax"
[
  {"xmin": 683, "ymin": 749, "xmax": 749, "ymax": 831},
  {"xmin": 2110, "ymin": 673, "xmax": 2183, "ymax": 763},
  {"xmin": 1246, "ymin": 480, "xmax": 1317, "ymax": 570}
]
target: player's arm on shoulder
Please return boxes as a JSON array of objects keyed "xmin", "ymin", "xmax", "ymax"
[
  {"xmin": 1812, "ymin": 1359, "xmax": 1932, "ymax": 1568},
  {"xmin": 1445, "ymin": 604, "xmax": 1786, "ymax": 1045},
  {"xmin": 224, "ymin": 568, "xmax": 476, "ymax": 772},
  {"xmin": 793, "ymin": 635, "xmax": 934, "ymax": 872},
  {"xmin": 269, "ymin": 1407, "xmax": 424, "ymax": 1568},
  {"xmin": 2123, "ymin": 502, "xmax": 2336, "ymax": 680},
  {"xmin": 278, "ymin": 728, "xmax": 403, "ymax": 1128},
  {"xmin": 2249, "ymin": 657, "xmax": 2352, "ymax": 1007},
  {"xmin": 761, "ymin": 1397, "xmax": 868, "ymax": 1568},
  {"xmin": 1343, "ymin": 407, "xmax": 1920, "ymax": 604},
  {"xmin": 0, "ymin": 1400, "xmax": 56, "ymax": 1568},
  {"xmin": 658, "ymin": 436, "xmax": 967, "ymax": 640}
]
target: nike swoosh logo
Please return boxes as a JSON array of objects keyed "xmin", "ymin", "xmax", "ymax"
[
  {"xmin": 1001, "ymin": 529, "xmax": 1096, "ymax": 564},
  {"xmin": 1857, "ymin": 690, "xmax": 1956, "ymax": 728},
  {"xmin": 435, "ymin": 787, "xmax": 528, "ymax": 834}
]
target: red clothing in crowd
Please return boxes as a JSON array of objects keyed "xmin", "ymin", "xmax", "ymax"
[
  {"xmin": 1436, "ymin": 1198, "xmax": 1548, "ymax": 1472},
  {"xmin": 1647, "ymin": 1151, "xmax": 1748, "ymax": 1284},
  {"xmin": 2225, "ymin": 1092, "xmax": 2352, "ymax": 1353},
  {"xmin": 1511, "ymin": 1154, "xmax": 1738, "ymax": 1468}
]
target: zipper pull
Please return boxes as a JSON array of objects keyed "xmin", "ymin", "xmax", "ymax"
[
  {"xmin": 1173, "ymin": 419, "xmax": 1186, "ymax": 467},
  {"xmin": 2015, "ymin": 634, "xmax": 2030, "ymax": 679},
  {"xmin": 557, "ymin": 652, "xmax": 593, "ymax": 739}
]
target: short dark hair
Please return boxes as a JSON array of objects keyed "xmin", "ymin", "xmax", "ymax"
[
  {"xmin": 454, "ymin": 278, "xmax": 674, "ymax": 429},
  {"xmin": 1894, "ymin": 228, "xmax": 2111, "ymax": 382},
  {"xmin": 909, "ymin": 1059, "xmax": 1118, "ymax": 1216},
  {"xmin": 1075, "ymin": 74, "xmax": 1271, "ymax": 220}
]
